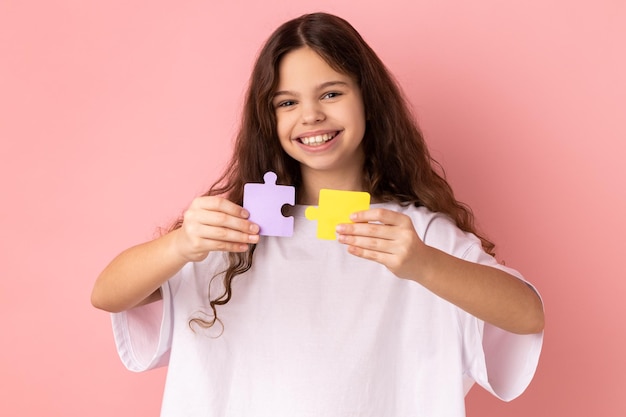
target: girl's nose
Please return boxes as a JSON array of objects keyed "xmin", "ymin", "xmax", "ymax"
[{"xmin": 301, "ymin": 102, "xmax": 326, "ymax": 124}]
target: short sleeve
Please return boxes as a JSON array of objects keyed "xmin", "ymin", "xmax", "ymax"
[
  {"xmin": 111, "ymin": 280, "xmax": 174, "ymax": 372},
  {"xmin": 461, "ymin": 244, "xmax": 544, "ymax": 401}
]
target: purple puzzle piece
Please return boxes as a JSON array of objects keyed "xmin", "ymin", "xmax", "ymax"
[{"xmin": 243, "ymin": 171, "xmax": 295, "ymax": 237}]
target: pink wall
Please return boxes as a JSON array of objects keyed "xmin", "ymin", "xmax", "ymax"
[{"xmin": 1, "ymin": 1, "xmax": 624, "ymax": 415}]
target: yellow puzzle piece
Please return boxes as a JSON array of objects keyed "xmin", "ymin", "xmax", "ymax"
[{"xmin": 305, "ymin": 189, "xmax": 371, "ymax": 240}]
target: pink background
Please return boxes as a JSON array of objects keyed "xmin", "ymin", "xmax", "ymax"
[{"xmin": 1, "ymin": 1, "xmax": 624, "ymax": 415}]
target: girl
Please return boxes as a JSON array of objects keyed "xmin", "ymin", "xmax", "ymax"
[{"xmin": 92, "ymin": 12, "xmax": 544, "ymax": 417}]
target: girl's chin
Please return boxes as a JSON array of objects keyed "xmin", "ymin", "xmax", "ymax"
[{"xmin": 299, "ymin": 159, "xmax": 365, "ymax": 177}]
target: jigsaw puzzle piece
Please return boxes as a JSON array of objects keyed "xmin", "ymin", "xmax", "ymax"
[
  {"xmin": 305, "ymin": 189, "xmax": 371, "ymax": 240},
  {"xmin": 243, "ymin": 171, "xmax": 295, "ymax": 237}
]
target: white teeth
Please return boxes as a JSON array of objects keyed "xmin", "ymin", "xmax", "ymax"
[{"xmin": 300, "ymin": 133, "xmax": 335, "ymax": 146}]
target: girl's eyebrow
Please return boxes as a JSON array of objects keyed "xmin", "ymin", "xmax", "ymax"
[{"xmin": 273, "ymin": 80, "xmax": 350, "ymax": 98}]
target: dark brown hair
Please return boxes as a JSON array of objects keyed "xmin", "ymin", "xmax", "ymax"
[{"xmin": 174, "ymin": 12, "xmax": 495, "ymax": 329}]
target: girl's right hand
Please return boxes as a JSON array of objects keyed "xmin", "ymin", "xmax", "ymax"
[{"xmin": 174, "ymin": 196, "xmax": 260, "ymax": 262}]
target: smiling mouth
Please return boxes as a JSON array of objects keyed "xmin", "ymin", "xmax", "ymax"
[{"xmin": 298, "ymin": 131, "xmax": 339, "ymax": 146}]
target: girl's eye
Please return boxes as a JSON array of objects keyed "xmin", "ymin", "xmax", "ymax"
[
  {"xmin": 322, "ymin": 92, "xmax": 341, "ymax": 100},
  {"xmin": 277, "ymin": 100, "xmax": 296, "ymax": 108}
]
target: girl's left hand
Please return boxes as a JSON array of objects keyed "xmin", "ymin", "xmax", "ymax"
[{"xmin": 336, "ymin": 208, "xmax": 427, "ymax": 280}]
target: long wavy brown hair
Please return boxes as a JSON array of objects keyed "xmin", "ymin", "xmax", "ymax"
[{"xmin": 173, "ymin": 12, "xmax": 496, "ymax": 329}]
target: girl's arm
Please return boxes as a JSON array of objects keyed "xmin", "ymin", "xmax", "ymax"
[
  {"xmin": 336, "ymin": 208, "xmax": 544, "ymax": 335},
  {"xmin": 91, "ymin": 196, "xmax": 260, "ymax": 313}
]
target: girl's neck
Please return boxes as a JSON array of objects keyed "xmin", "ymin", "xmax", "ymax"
[{"xmin": 297, "ymin": 168, "xmax": 366, "ymax": 205}]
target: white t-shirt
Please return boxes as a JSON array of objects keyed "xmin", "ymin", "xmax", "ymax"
[{"xmin": 112, "ymin": 203, "xmax": 543, "ymax": 417}]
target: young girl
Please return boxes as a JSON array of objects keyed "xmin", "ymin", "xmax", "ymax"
[{"xmin": 92, "ymin": 12, "xmax": 544, "ymax": 416}]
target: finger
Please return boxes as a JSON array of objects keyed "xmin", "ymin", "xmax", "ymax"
[
  {"xmin": 338, "ymin": 234, "xmax": 394, "ymax": 254},
  {"xmin": 174, "ymin": 225, "xmax": 254, "ymax": 261},
  {"xmin": 193, "ymin": 196, "xmax": 251, "ymax": 219},
  {"xmin": 203, "ymin": 236, "xmax": 257, "ymax": 252},
  {"xmin": 194, "ymin": 223, "xmax": 260, "ymax": 244},
  {"xmin": 191, "ymin": 209, "xmax": 259, "ymax": 234},
  {"xmin": 349, "ymin": 208, "xmax": 412, "ymax": 226},
  {"xmin": 346, "ymin": 244, "xmax": 393, "ymax": 265},
  {"xmin": 182, "ymin": 209, "xmax": 259, "ymax": 249},
  {"xmin": 336, "ymin": 222, "xmax": 395, "ymax": 240},
  {"xmin": 186, "ymin": 235, "xmax": 254, "ymax": 254},
  {"xmin": 184, "ymin": 195, "xmax": 259, "ymax": 233}
]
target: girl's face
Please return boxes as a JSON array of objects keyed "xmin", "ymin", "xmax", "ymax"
[{"xmin": 273, "ymin": 47, "xmax": 366, "ymax": 184}]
